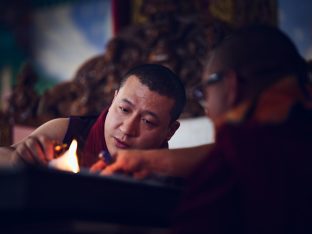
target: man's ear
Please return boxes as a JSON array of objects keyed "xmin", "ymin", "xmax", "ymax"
[
  {"xmin": 166, "ymin": 121, "xmax": 180, "ymax": 141},
  {"xmin": 111, "ymin": 90, "xmax": 118, "ymax": 103},
  {"xmin": 114, "ymin": 90, "xmax": 118, "ymax": 98},
  {"xmin": 108, "ymin": 90, "xmax": 119, "ymax": 112}
]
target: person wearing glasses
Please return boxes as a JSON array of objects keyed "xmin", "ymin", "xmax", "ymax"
[{"xmin": 172, "ymin": 25, "xmax": 312, "ymax": 233}]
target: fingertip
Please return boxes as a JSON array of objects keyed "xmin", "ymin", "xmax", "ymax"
[
  {"xmin": 100, "ymin": 169, "xmax": 113, "ymax": 176},
  {"xmin": 89, "ymin": 166, "xmax": 100, "ymax": 173},
  {"xmin": 96, "ymin": 159, "xmax": 106, "ymax": 167},
  {"xmin": 133, "ymin": 170, "xmax": 149, "ymax": 180},
  {"xmin": 90, "ymin": 160, "xmax": 106, "ymax": 172}
]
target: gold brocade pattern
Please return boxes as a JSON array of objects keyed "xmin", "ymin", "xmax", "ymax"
[
  {"xmin": 209, "ymin": 0, "xmax": 235, "ymax": 24},
  {"xmin": 209, "ymin": 0, "xmax": 277, "ymax": 27}
]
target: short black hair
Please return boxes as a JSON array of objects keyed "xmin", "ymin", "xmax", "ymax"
[
  {"xmin": 211, "ymin": 24, "xmax": 309, "ymax": 90},
  {"xmin": 213, "ymin": 24, "xmax": 303, "ymax": 75},
  {"xmin": 120, "ymin": 64, "xmax": 186, "ymax": 122}
]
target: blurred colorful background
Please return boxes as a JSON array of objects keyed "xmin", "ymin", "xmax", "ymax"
[{"xmin": 0, "ymin": 0, "xmax": 311, "ymax": 146}]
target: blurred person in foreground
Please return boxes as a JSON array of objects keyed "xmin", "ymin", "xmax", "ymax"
[
  {"xmin": 0, "ymin": 64, "xmax": 188, "ymax": 173},
  {"xmin": 96, "ymin": 25, "xmax": 312, "ymax": 233}
]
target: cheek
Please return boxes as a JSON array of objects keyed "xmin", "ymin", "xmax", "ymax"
[
  {"xmin": 206, "ymin": 89, "xmax": 228, "ymax": 118},
  {"xmin": 135, "ymin": 129, "xmax": 168, "ymax": 149},
  {"xmin": 105, "ymin": 109, "xmax": 121, "ymax": 132}
]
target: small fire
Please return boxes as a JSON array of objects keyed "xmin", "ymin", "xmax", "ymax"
[{"xmin": 49, "ymin": 139, "xmax": 80, "ymax": 173}]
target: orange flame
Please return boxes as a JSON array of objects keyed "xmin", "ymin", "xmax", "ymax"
[{"xmin": 49, "ymin": 139, "xmax": 80, "ymax": 173}]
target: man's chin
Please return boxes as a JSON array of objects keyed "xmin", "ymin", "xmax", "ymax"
[{"xmin": 107, "ymin": 145, "xmax": 128, "ymax": 156}]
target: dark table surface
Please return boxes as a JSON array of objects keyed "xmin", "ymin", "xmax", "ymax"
[{"xmin": 0, "ymin": 165, "xmax": 184, "ymax": 234}]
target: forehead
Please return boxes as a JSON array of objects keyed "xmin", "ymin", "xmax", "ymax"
[
  {"xmin": 203, "ymin": 54, "xmax": 221, "ymax": 78},
  {"xmin": 117, "ymin": 75, "xmax": 175, "ymax": 116}
]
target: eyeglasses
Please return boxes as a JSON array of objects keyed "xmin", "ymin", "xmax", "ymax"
[{"xmin": 192, "ymin": 72, "xmax": 224, "ymax": 107}]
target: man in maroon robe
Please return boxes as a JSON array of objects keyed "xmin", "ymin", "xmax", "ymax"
[{"xmin": 1, "ymin": 64, "xmax": 186, "ymax": 171}]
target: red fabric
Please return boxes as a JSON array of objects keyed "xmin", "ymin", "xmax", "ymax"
[
  {"xmin": 172, "ymin": 78, "xmax": 312, "ymax": 234},
  {"xmin": 111, "ymin": 0, "xmax": 119, "ymax": 35},
  {"xmin": 81, "ymin": 110, "xmax": 108, "ymax": 167},
  {"xmin": 173, "ymin": 115, "xmax": 312, "ymax": 234},
  {"xmin": 112, "ymin": 0, "xmax": 131, "ymax": 35}
]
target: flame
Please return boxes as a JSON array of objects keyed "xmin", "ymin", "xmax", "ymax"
[{"xmin": 49, "ymin": 139, "xmax": 80, "ymax": 173}]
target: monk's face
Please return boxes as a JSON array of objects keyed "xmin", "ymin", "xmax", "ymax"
[
  {"xmin": 105, "ymin": 75, "xmax": 179, "ymax": 156},
  {"xmin": 200, "ymin": 56, "xmax": 236, "ymax": 122}
]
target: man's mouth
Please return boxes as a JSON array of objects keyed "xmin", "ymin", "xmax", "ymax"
[{"xmin": 113, "ymin": 137, "xmax": 130, "ymax": 149}]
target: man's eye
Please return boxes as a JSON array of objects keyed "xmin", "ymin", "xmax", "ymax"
[
  {"xmin": 142, "ymin": 119, "xmax": 155, "ymax": 126},
  {"xmin": 119, "ymin": 106, "xmax": 129, "ymax": 113}
]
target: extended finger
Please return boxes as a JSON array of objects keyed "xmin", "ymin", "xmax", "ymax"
[
  {"xmin": 14, "ymin": 144, "xmax": 36, "ymax": 165},
  {"xmin": 133, "ymin": 169, "xmax": 150, "ymax": 180},
  {"xmin": 100, "ymin": 162, "xmax": 122, "ymax": 175},
  {"xmin": 90, "ymin": 160, "xmax": 107, "ymax": 172},
  {"xmin": 37, "ymin": 135, "xmax": 56, "ymax": 162}
]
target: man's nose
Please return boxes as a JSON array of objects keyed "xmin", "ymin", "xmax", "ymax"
[{"xmin": 120, "ymin": 116, "xmax": 139, "ymax": 137}]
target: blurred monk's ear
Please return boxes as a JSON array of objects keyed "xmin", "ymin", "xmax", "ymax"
[
  {"xmin": 166, "ymin": 121, "xmax": 180, "ymax": 141},
  {"xmin": 111, "ymin": 90, "xmax": 118, "ymax": 102},
  {"xmin": 225, "ymin": 70, "xmax": 239, "ymax": 105},
  {"xmin": 114, "ymin": 90, "xmax": 118, "ymax": 97}
]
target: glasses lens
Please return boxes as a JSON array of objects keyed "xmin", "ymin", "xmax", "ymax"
[
  {"xmin": 193, "ymin": 87, "xmax": 204, "ymax": 100},
  {"xmin": 192, "ymin": 72, "xmax": 223, "ymax": 108},
  {"xmin": 205, "ymin": 73, "xmax": 221, "ymax": 85},
  {"xmin": 192, "ymin": 85, "xmax": 206, "ymax": 108}
]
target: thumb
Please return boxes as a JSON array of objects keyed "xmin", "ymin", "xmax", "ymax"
[{"xmin": 100, "ymin": 162, "xmax": 121, "ymax": 175}]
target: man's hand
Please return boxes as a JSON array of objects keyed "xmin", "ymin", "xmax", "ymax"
[
  {"xmin": 90, "ymin": 150, "xmax": 152, "ymax": 179},
  {"xmin": 89, "ymin": 144, "xmax": 214, "ymax": 179},
  {"xmin": 11, "ymin": 135, "xmax": 56, "ymax": 166}
]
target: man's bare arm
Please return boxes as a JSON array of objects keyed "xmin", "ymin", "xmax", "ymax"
[
  {"xmin": 17, "ymin": 118, "xmax": 69, "ymax": 144},
  {"xmin": 151, "ymin": 144, "xmax": 214, "ymax": 177},
  {"xmin": 0, "ymin": 118, "xmax": 69, "ymax": 166}
]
